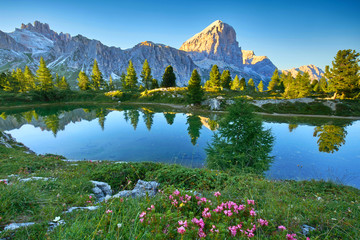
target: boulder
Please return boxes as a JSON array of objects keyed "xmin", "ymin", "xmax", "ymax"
[
  {"xmin": 65, "ymin": 206, "xmax": 99, "ymax": 213},
  {"xmin": 111, "ymin": 180, "xmax": 159, "ymax": 199},
  {"xmin": 91, "ymin": 180, "xmax": 112, "ymax": 202}
]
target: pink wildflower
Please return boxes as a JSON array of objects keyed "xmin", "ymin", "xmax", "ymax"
[
  {"xmin": 105, "ymin": 209, "xmax": 112, "ymax": 214},
  {"xmin": 214, "ymin": 191, "xmax": 221, "ymax": 197},
  {"xmin": 173, "ymin": 190, "xmax": 180, "ymax": 196},
  {"xmin": 185, "ymin": 194, "xmax": 191, "ymax": 201},
  {"xmin": 247, "ymin": 199, "xmax": 255, "ymax": 205},
  {"xmin": 250, "ymin": 209, "xmax": 256, "ymax": 216},
  {"xmin": 228, "ymin": 226, "xmax": 237, "ymax": 236},
  {"xmin": 258, "ymin": 219, "xmax": 269, "ymax": 226},
  {"xmin": 169, "ymin": 195, "xmax": 173, "ymax": 200},
  {"xmin": 177, "ymin": 226, "xmax": 186, "ymax": 234},
  {"xmin": 286, "ymin": 233, "xmax": 297, "ymax": 240},
  {"xmin": 140, "ymin": 218, "xmax": 144, "ymax": 223},
  {"xmin": 139, "ymin": 211, "xmax": 146, "ymax": 218},
  {"xmin": 278, "ymin": 225, "xmax": 287, "ymax": 231},
  {"xmin": 237, "ymin": 204, "xmax": 245, "ymax": 211},
  {"xmin": 89, "ymin": 195, "xmax": 92, "ymax": 199},
  {"xmin": 198, "ymin": 228, "xmax": 206, "ymax": 238},
  {"xmin": 178, "ymin": 220, "xmax": 188, "ymax": 228},
  {"xmin": 224, "ymin": 210, "xmax": 233, "ymax": 217},
  {"xmin": 171, "ymin": 199, "xmax": 178, "ymax": 206}
]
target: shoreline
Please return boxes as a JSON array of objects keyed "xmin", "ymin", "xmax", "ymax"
[{"xmin": 1, "ymin": 100, "xmax": 360, "ymax": 120}]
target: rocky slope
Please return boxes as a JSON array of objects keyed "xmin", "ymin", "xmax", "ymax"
[
  {"xmin": 0, "ymin": 20, "xmax": 323, "ymax": 86},
  {"xmin": 282, "ymin": 64, "xmax": 324, "ymax": 82}
]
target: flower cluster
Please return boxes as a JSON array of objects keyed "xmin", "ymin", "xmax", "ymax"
[
  {"xmin": 0, "ymin": 179, "xmax": 8, "ymax": 185},
  {"xmin": 138, "ymin": 188, "xmax": 300, "ymax": 239}
]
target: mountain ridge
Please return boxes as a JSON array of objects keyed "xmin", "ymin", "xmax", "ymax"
[{"xmin": 0, "ymin": 20, "xmax": 324, "ymax": 87}]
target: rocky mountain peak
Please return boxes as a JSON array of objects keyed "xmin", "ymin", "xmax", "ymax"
[
  {"xmin": 282, "ymin": 65, "xmax": 324, "ymax": 82},
  {"xmin": 179, "ymin": 20, "xmax": 242, "ymax": 67},
  {"xmin": 20, "ymin": 21, "xmax": 71, "ymax": 42}
]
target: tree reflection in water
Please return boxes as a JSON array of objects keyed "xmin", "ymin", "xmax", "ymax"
[{"xmin": 313, "ymin": 125, "xmax": 347, "ymax": 153}]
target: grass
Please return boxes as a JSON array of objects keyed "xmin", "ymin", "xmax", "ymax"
[{"xmin": 0, "ymin": 133, "xmax": 359, "ymax": 239}]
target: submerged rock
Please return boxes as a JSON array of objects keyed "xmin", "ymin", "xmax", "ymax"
[
  {"xmin": 110, "ymin": 180, "xmax": 160, "ymax": 199},
  {"xmin": 202, "ymin": 98, "xmax": 222, "ymax": 111},
  {"xmin": 91, "ymin": 180, "xmax": 112, "ymax": 202}
]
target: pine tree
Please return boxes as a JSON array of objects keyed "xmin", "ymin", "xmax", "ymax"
[
  {"xmin": 36, "ymin": 57, "xmax": 53, "ymax": 91},
  {"xmin": 247, "ymin": 78, "xmax": 255, "ymax": 91},
  {"xmin": 54, "ymin": 73, "xmax": 61, "ymax": 88},
  {"xmin": 325, "ymin": 49, "xmax": 360, "ymax": 98},
  {"xmin": 58, "ymin": 76, "xmax": 70, "ymax": 90},
  {"xmin": 318, "ymin": 77, "xmax": 328, "ymax": 93},
  {"xmin": 258, "ymin": 80, "xmax": 264, "ymax": 92},
  {"xmin": 77, "ymin": 71, "xmax": 90, "ymax": 90},
  {"xmin": 220, "ymin": 70, "xmax": 232, "ymax": 89},
  {"xmin": 161, "ymin": 65, "xmax": 176, "ymax": 88},
  {"xmin": 298, "ymin": 72, "xmax": 311, "ymax": 97},
  {"xmin": 108, "ymin": 75, "xmax": 114, "ymax": 90},
  {"xmin": 187, "ymin": 69, "xmax": 204, "ymax": 104},
  {"xmin": 24, "ymin": 66, "xmax": 36, "ymax": 91},
  {"xmin": 91, "ymin": 59, "xmax": 105, "ymax": 90},
  {"xmin": 140, "ymin": 59, "xmax": 152, "ymax": 89},
  {"xmin": 120, "ymin": 72, "xmax": 126, "ymax": 89},
  {"xmin": 15, "ymin": 68, "xmax": 26, "ymax": 92},
  {"xmin": 151, "ymin": 78, "xmax": 159, "ymax": 89},
  {"xmin": 268, "ymin": 69, "xmax": 280, "ymax": 91},
  {"xmin": 3, "ymin": 70, "xmax": 19, "ymax": 92},
  {"xmin": 239, "ymin": 77, "xmax": 246, "ymax": 91},
  {"xmin": 209, "ymin": 65, "xmax": 221, "ymax": 89},
  {"xmin": 231, "ymin": 75, "xmax": 241, "ymax": 90},
  {"xmin": 125, "ymin": 60, "xmax": 138, "ymax": 89}
]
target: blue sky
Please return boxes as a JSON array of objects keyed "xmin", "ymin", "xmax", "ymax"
[{"xmin": 0, "ymin": 0, "xmax": 359, "ymax": 70}]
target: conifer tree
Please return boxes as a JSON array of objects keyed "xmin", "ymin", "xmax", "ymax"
[
  {"xmin": 140, "ymin": 59, "xmax": 152, "ymax": 89},
  {"xmin": 77, "ymin": 71, "xmax": 90, "ymax": 90},
  {"xmin": 187, "ymin": 69, "xmax": 204, "ymax": 104},
  {"xmin": 209, "ymin": 65, "xmax": 221, "ymax": 89},
  {"xmin": 108, "ymin": 75, "xmax": 114, "ymax": 90},
  {"xmin": 91, "ymin": 59, "xmax": 105, "ymax": 90},
  {"xmin": 54, "ymin": 73, "xmax": 61, "ymax": 88},
  {"xmin": 36, "ymin": 57, "xmax": 53, "ymax": 91},
  {"xmin": 15, "ymin": 68, "xmax": 26, "ymax": 92},
  {"xmin": 186, "ymin": 115, "xmax": 202, "ymax": 145},
  {"xmin": 318, "ymin": 77, "xmax": 328, "ymax": 93},
  {"xmin": 125, "ymin": 60, "xmax": 138, "ymax": 89},
  {"xmin": 58, "ymin": 76, "xmax": 70, "ymax": 90},
  {"xmin": 120, "ymin": 72, "xmax": 126, "ymax": 89},
  {"xmin": 231, "ymin": 75, "xmax": 241, "ymax": 90},
  {"xmin": 151, "ymin": 78, "xmax": 159, "ymax": 89},
  {"xmin": 247, "ymin": 78, "xmax": 255, "ymax": 91},
  {"xmin": 3, "ymin": 70, "xmax": 18, "ymax": 92},
  {"xmin": 239, "ymin": 77, "xmax": 246, "ymax": 91},
  {"xmin": 220, "ymin": 70, "xmax": 232, "ymax": 89},
  {"xmin": 24, "ymin": 66, "xmax": 36, "ymax": 90},
  {"xmin": 268, "ymin": 69, "xmax": 280, "ymax": 91},
  {"xmin": 161, "ymin": 65, "xmax": 176, "ymax": 88},
  {"xmin": 298, "ymin": 72, "xmax": 311, "ymax": 97},
  {"xmin": 258, "ymin": 80, "xmax": 264, "ymax": 92},
  {"xmin": 325, "ymin": 49, "xmax": 360, "ymax": 98},
  {"xmin": 164, "ymin": 113, "xmax": 176, "ymax": 125}
]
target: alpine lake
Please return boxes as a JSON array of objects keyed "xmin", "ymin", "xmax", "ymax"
[{"xmin": 1, "ymin": 104, "xmax": 359, "ymax": 189}]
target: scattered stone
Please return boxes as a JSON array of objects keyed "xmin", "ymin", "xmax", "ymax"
[
  {"xmin": 202, "ymin": 98, "xmax": 222, "ymax": 110},
  {"xmin": 65, "ymin": 206, "xmax": 99, "ymax": 213},
  {"xmin": 0, "ymin": 137, "xmax": 12, "ymax": 148},
  {"xmin": 91, "ymin": 180, "xmax": 112, "ymax": 202},
  {"xmin": 48, "ymin": 220, "xmax": 65, "ymax": 232},
  {"xmin": 2, "ymin": 222, "xmax": 35, "ymax": 232},
  {"xmin": 301, "ymin": 224, "xmax": 316, "ymax": 236},
  {"xmin": 110, "ymin": 180, "xmax": 159, "ymax": 199},
  {"xmin": 20, "ymin": 177, "xmax": 54, "ymax": 182}
]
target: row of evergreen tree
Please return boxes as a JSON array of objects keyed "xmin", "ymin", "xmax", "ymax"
[
  {"xmin": 0, "ymin": 57, "xmax": 70, "ymax": 92},
  {"xmin": 1, "ymin": 49, "xmax": 358, "ymax": 100}
]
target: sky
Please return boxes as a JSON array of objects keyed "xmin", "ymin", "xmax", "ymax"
[{"xmin": 0, "ymin": 0, "xmax": 359, "ymax": 70}]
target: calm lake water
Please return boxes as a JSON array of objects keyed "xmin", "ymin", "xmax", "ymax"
[{"xmin": 2, "ymin": 105, "xmax": 360, "ymax": 189}]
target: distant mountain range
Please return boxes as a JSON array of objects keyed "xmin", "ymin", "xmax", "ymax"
[{"xmin": 0, "ymin": 20, "xmax": 324, "ymax": 87}]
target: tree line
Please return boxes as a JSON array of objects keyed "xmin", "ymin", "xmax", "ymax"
[{"xmin": 0, "ymin": 49, "xmax": 358, "ymax": 101}]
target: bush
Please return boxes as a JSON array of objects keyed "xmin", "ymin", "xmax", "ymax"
[{"xmin": 104, "ymin": 90, "xmax": 124, "ymax": 99}]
